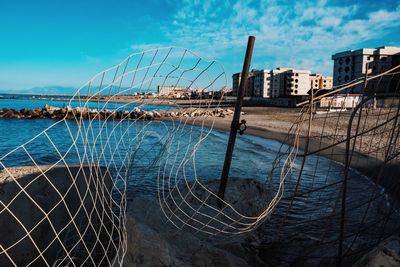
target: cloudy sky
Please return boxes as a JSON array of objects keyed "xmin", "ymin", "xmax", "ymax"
[{"xmin": 0, "ymin": 0, "xmax": 399, "ymax": 91}]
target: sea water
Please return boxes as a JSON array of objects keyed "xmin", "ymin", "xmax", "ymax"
[{"xmin": 0, "ymin": 98, "xmax": 398, "ymax": 264}]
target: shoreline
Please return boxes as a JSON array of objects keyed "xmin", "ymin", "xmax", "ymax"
[
  {"xmin": 166, "ymin": 109, "xmax": 399, "ymax": 204},
  {"xmin": 0, "ymin": 102, "xmax": 398, "ymax": 202}
]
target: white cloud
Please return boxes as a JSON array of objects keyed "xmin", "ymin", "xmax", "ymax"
[{"xmin": 157, "ymin": 0, "xmax": 400, "ymax": 75}]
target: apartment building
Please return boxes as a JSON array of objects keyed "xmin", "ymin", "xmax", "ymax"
[
  {"xmin": 232, "ymin": 71, "xmax": 255, "ymax": 97},
  {"xmin": 310, "ymin": 74, "xmax": 333, "ymax": 90},
  {"xmin": 332, "ymin": 46, "xmax": 400, "ymax": 92},
  {"xmin": 233, "ymin": 67, "xmax": 333, "ymax": 98},
  {"xmin": 254, "ymin": 67, "xmax": 312, "ymax": 97},
  {"xmin": 253, "ymin": 69, "xmax": 272, "ymax": 98},
  {"xmin": 282, "ymin": 69, "xmax": 311, "ymax": 96}
]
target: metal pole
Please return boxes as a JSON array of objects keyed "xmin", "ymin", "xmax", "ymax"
[
  {"xmin": 337, "ymin": 63, "xmax": 369, "ymax": 267},
  {"xmin": 217, "ymin": 36, "xmax": 255, "ymax": 207}
]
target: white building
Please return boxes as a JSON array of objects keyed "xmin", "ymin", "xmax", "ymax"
[
  {"xmin": 320, "ymin": 94, "xmax": 361, "ymax": 109},
  {"xmin": 253, "ymin": 67, "xmax": 301, "ymax": 98},
  {"xmin": 253, "ymin": 69, "xmax": 272, "ymax": 98},
  {"xmin": 332, "ymin": 46, "xmax": 400, "ymax": 92},
  {"xmin": 282, "ymin": 69, "xmax": 311, "ymax": 96},
  {"xmin": 270, "ymin": 68, "xmax": 290, "ymax": 97},
  {"xmin": 157, "ymin": 85, "xmax": 190, "ymax": 96},
  {"xmin": 233, "ymin": 67, "xmax": 333, "ymax": 98}
]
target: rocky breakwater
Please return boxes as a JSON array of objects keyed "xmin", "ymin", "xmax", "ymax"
[
  {"xmin": 164, "ymin": 107, "xmax": 239, "ymax": 118},
  {"xmin": 0, "ymin": 105, "xmax": 238, "ymax": 120}
]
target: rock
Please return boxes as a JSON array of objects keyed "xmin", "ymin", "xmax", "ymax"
[
  {"xmin": 122, "ymin": 110, "xmax": 130, "ymax": 118},
  {"xmin": 353, "ymin": 236, "xmax": 400, "ymax": 267},
  {"xmin": 0, "ymin": 106, "xmax": 233, "ymax": 121},
  {"xmin": 124, "ymin": 194, "xmax": 262, "ymax": 267},
  {"xmin": 146, "ymin": 111, "xmax": 154, "ymax": 120},
  {"xmin": 30, "ymin": 108, "xmax": 42, "ymax": 119},
  {"xmin": 133, "ymin": 107, "xmax": 142, "ymax": 114},
  {"xmin": 1, "ymin": 109, "xmax": 16, "ymax": 118}
]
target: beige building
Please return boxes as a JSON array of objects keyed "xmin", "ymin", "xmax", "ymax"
[
  {"xmin": 310, "ymin": 74, "xmax": 333, "ymax": 90},
  {"xmin": 332, "ymin": 46, "xmax": 400, "ymax": 93}
]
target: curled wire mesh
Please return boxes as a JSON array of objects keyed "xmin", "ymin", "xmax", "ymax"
[
  {"xmin": 261, "ymin": 65, "xmax": 400, "ymax": 266},
  {"xmin": 0, "ymin": 47, "xmax": 233, "ymax": 266},
  {"xmin": 0, "ymin": 46, "xmax": 399, "ymax": 267}
]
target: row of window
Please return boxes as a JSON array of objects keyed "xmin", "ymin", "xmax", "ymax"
[{"xmin": 338, "ymin": 55, "xmax": 388, "ymax": 66}]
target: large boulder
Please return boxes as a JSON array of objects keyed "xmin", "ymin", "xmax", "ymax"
[
  {"xmin": 123, "ymin": 178, "xmax": 272, "ymax": 267},
  {"xmin": 353, "ymin": 236, "xmax": 400, "ymax": 267}
]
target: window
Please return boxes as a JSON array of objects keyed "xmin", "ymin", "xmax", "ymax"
[
  {"xmin": 338, "ymin": 67, "xmax": 342, "ymax": 73},
  {"xmin": 295, "ymin": 90, "xmax": 298, "ymax": 94},
  {"xmin": 338, "ymin": 58, "xmax": 343, "ymax": 65},
  {"xmin": 295, "ymin": 79, "xmax": 298, "ymax": 83},
  {"xmin": 295, "ymin": 85, "xmax": 298, "ymax": 88},
  {"xmin": 295, "ymin": 73, "xmax": 299, "ymax": 76},
  {"xmin": 345, "ymin": 57, "xmax": 350, "ymax": 64},
  {"xmin": 344, "ymin": 75, "xmax": 349, "ymax": 82}
]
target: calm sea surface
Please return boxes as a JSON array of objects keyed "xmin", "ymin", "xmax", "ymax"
[{"xmin": 0, "ymin": 98, "xmax": 398, "ymax": 263}]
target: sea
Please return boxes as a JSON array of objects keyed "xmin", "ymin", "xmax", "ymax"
[{"xmin": 0, "ymin": 95, "xmax": 399, "ymax": 264}]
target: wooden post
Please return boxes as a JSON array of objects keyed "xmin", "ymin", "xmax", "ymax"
[{"xmin": 217, "ymin": 36, "xmax": 255, "ymax": 207}]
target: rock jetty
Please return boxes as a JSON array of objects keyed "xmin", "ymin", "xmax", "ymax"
[{"xmin": 0, "ymin": 105, "xmax": 238, "ymax": 120}]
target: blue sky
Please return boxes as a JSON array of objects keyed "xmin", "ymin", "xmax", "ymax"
[{"xmin": 0, "ymin": 0, "xmax": 399, "ymax": 91}]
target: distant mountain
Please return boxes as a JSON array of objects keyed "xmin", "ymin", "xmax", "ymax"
[
  {"xmin": 0, "ymin": 86, "xmax": 78, "ymax": 95},
  {"xmin": 0, "ymin": 85, "xmax": 159, "ymax": 96}
]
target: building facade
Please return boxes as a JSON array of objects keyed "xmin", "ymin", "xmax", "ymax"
[
  {"xmin": 232, "ymin": 71, "xmax": 255, "ymax": 97},
  {"xmin": 233, "ymin": 68, "xmax": 333, "ymax": 98},
  {"xmin": 332, "ymin": 46, "xmax": 400, "ymax": 93},
  {"xmin": 253, "ymin": 69, "xmax": 272, "ymax": 98},
  {"xmin": 157, "ymin": 85, "xmax": 190, "ymax": 95},
  {"xmin": 282, "ymin": 69, "xmax": 311, "ymax": 96},
  {"xmin": 310, "ymin": 74, "xmax": 333, "ymax": 90}
]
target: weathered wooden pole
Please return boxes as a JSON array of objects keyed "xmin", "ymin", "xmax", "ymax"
[{"xmin": 217, "ymin": 36, "xmax": 255, "ymax": 207}]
